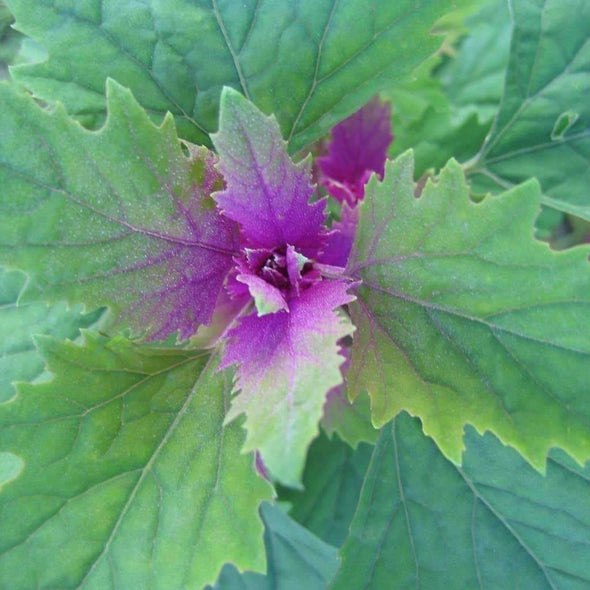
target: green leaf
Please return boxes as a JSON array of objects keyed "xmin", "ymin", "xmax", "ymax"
[
  {"xmin": 0, "ymin": 80, "xmax": 237, "ymax": 341},
  {"xmin": 385, "ymin": 60, "xmax": 490, "ymax": 178},
  {"xmin": 331, "ymin": 413, "xmax": 590, "ymax": 589},
  {"xmin": 7, "ymin": 0, "xmax": 462, "ymax": 152},
  {"xmin": 348, "ymin": 151, "xmax": 590, "ymax": 469},
  {"xmin": 469, "ymin": 0, "xmax": 590, "ymax": 221},
  {"xmin": 0, "ymin": 267, "xmax": 103, "ymax": 402},
  {"xmin": 279, "ymin": 432, "xmax": 373, "ymax": 548},
  {"xmin": 212, "ymin": 502, "xmax": 340, "ymax": 590},
  {"xmin": 322, "ymin": 388, "xmax": 378, "ymax": 449},
  {"xmin": 438, "ymin": 0, "xmax": 511, "ymax": 125},
  {"xmin": 0, "ymin": 334, "xmax": 272, "ymax": 589}
]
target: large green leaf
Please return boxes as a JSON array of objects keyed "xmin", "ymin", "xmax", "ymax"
[
  {"xmin": 0, "ymin": 80, "xmax": 237, "ymax": 341},
  {"xmin": 212, "ymin": 502, "xmax": 340, "ymax": 590},
  {"xmin": 348, "ymin": 151, "xmax": 590, "ymax": 469},
  {"xmin": 469, "ymin": 0, "xmax": 590, "ymax": 221},
  {"xmin": 332, "ymin": 413, "xmax": 590, "ymax": 589},
  {"xmin": 279, "ymin": 432, "xmax": 373, "ymax": 548},
  {"xmin": 0, "ymin": 334, "xmax": 272, "ymax": 589},
  {"xmin": 0, "ymin": 267, "xmax": 103, "ymax": 402},
  {"xmin": 7, "ymin": 0, "xmax": 463, "ymax": 152}
]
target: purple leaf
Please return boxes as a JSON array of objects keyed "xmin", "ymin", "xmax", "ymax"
[
  {"xmin": 212, "ymin": 88, "xmax": 327, "ymax": 257},
  {"xmin": 319, "ymin": 204, "xmax": 359, "ymax": 268},
  {"xmin": 317, "ymin": 97, "xmax": 393, "ymax": 205},
  {"xmin": 220, "ymin": 279, "xmax": 355, "ymax": 487}
]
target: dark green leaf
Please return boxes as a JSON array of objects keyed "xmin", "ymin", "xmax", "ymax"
[
  {"xmin": 279, "ymin": 432, "xmax": 373, "ymax": 547},
  {"xmin": 332, "ymin": 413, "xmax": 590, "ymax": 589},
  {"xmin": 469, "ymin": 0, "xmax": 590, "ymax": 221},
  {"xmin": 212, "ymin": 502, "xmax": 340, "ymax": 590}
]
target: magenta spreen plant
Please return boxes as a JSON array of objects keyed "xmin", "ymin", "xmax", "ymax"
[{"xmin": 0, "ymin": 0, "xmax": 589, "ymax": 588}]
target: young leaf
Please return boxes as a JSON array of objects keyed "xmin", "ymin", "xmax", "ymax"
[
  {"xmin": 332, "ymin": 413, "xmax": 590, "ymax": 589},
  {"xmin": 212, "ymin": 502, "xmax": 340, "ymax": 590},
  {"xmin": 278, "ymin": 432, "xmax": 373, "ymax": 548},
  {"xmin": 7, "ymin": 0, "xmax": 465, "ymax": 152},
  {"xmin": 212, "ymin": 87, "xmax": 326, "ymax": 256},
  {"xmin": 0, "ymin": 335, "xmax": 272, "ymax": 589},
  {"xmin": 317, "ymin": 97, "xmax": 392, "ymax": 206},
  {"xmin": 0, "ymin": 268, "xmax": 102, "ymax": 402},
  {"xmin": 470, "ymin": 0, "xmax": 590, "ymax": 221},
  {"xmin": 222, "ymin": 280, "xmax": 355, "ymax": 488},
  {"xmin": 348, "ymin": 151, "xmax": 590, "ymax": 469},
  {"xmin": 0, "ymin": 81, "xmax": 237, "ymax": 341}
]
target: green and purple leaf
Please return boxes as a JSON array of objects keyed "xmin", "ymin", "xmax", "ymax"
[
  {"xmin": 212, "ymin": 87, "xmax": 326, "ymax": 256},
  {"xmin": 348, "ymin": 150, "xmax": 590, "ymax": 469},
  {"xmin": 221, "ymin": 280, "xmax": 355, "ymax": 487},
  {"xmin": 0, "ymin": 81, "xmax": 238, "ymax": 340}
]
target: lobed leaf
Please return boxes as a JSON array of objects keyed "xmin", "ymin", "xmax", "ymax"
[
  {"xmin": 0, "ymin": 80, "xmax": 238, "ymax": 341},
  {"xmin": 212, "ymin": 87, "xmax": 325, "ymax": 255},
  {"xmin": 0, "ymin": 334, "xmax": 272, "ymax": 589},
  {"xmin": 332, "ymin": 413, "xmax": 590, "ymax": 589},
  {"xmin": 7, "ymin": 0, "xmax": 462, "ymax": 152},
  {"xmin": 348, "ymin": 151, "xmax": 590, "ymax": 469},
  {"xmin": 222, "ymin": 280, "xmax": 355, "ymax": 488}
]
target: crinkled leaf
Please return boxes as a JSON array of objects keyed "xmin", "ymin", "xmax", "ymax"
[
  {"xmin": 211, "ymin": 502, "xmax": 340, "ymax": 590},
  {"xmin": 278, "ymin": 432, "xmax": 373, "ymax": 548},
  {"xmin": 331, "ymin": 413, "xmax": 590, "ymax": 589},
  {"xmin": 0, "ymin": 268, "xmax": 103, "ymax": 402},
  {"xmin": 0, "ymin": 81, "xmax": 237, "ymax": 340},
  {"xmin": 348, "ymin": 151, "xmax": 590, "ymax": 469},
  {"xmin": 0, "ymin": 334, "xmax": 272, "ymax": 589},
  {"xmin": 212, "ymin": 87, "xmax": 325, "ymax": 255},
  {"xmin": 222, "ymin": 280, "xmax": 355, "ymax": 487},
  {"xmin": 470, "ymin": 0, "xmax": 590, "ymax": 221},
  {"xmin": 7, "ymin": 0, "xmax": 465, "ymax": 152}
]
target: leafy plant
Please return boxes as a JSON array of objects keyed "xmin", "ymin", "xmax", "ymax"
[{"xmin": 1, "ymin": 0, "xmax": 589, "ymax": 588}]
